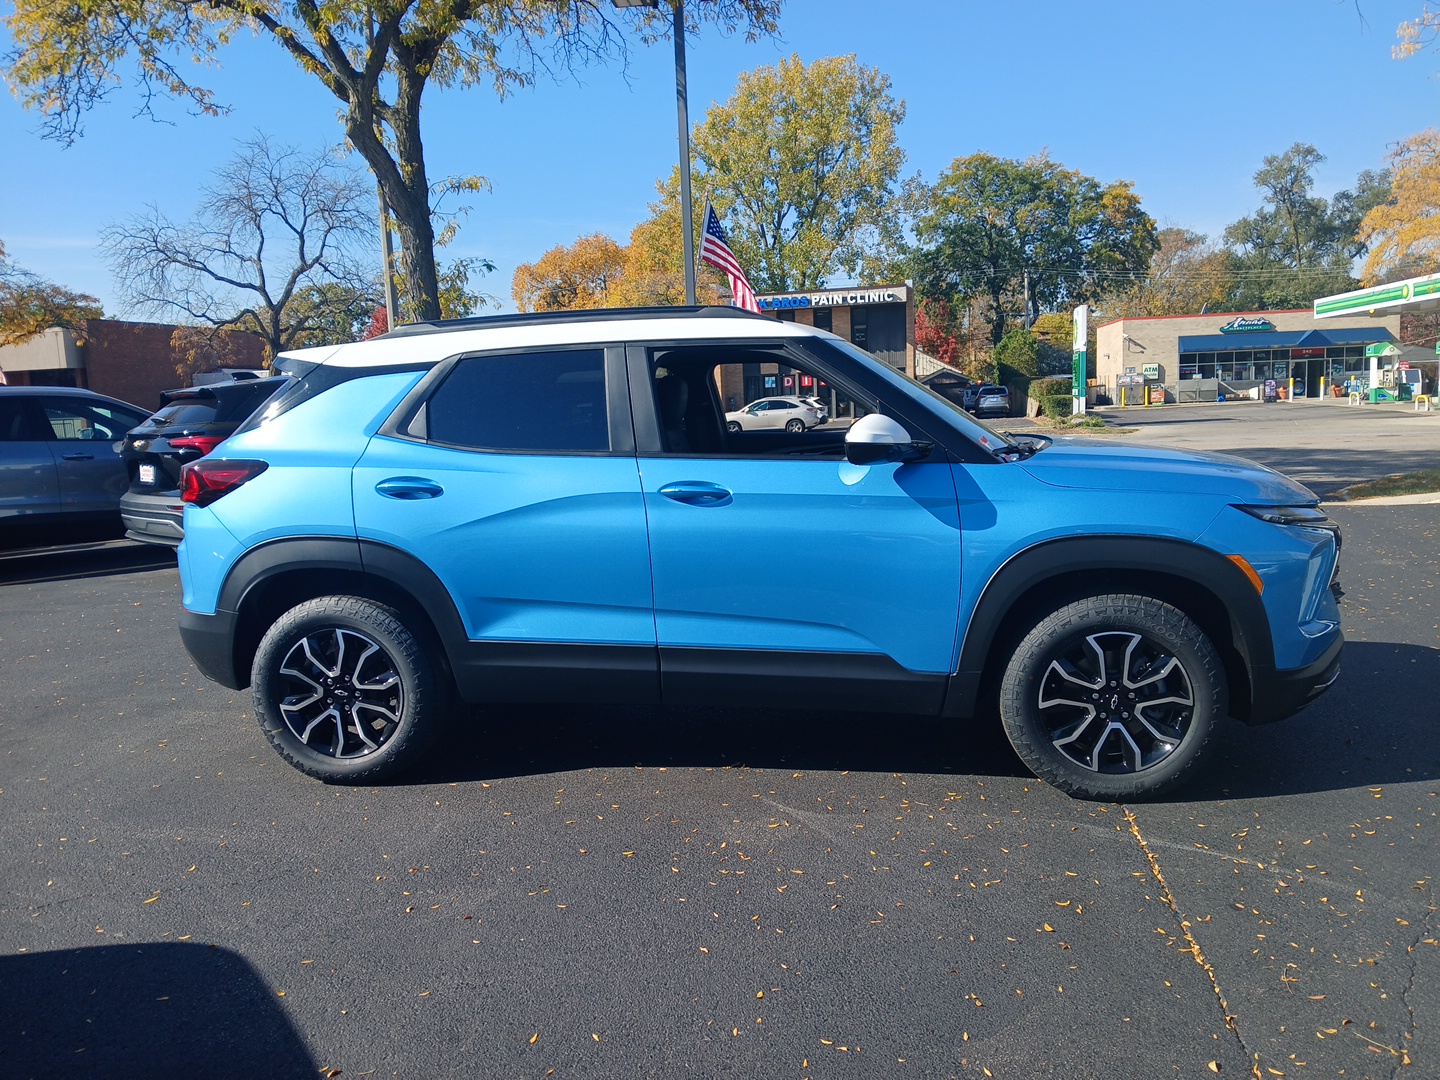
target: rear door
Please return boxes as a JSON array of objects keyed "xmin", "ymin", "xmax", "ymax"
[
  {"xmin": 352, "ymin": 345, "xmax": 658, "ymax": 702},
  {"xmin": 0, "ymin": 395, "xmax": 61, "ymax": 524}
]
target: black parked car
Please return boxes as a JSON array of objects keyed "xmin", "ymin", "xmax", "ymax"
[{"xmin": 119, "ymin": 377, "xmax": 289, "ymax": 546}]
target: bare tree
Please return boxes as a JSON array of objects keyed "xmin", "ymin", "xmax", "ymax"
[{"xmin": 102, "ymin": 135, "xmax": 377, "ymax": 358}]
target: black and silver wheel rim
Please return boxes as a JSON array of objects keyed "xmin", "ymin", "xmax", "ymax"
[
  {"xmin": 1037, "ymin": 631, "xmax": 1194, "ymax": 774},
  {"xmin": 276, "ymin": 627, "xmax": 404, "ymax": 759},
  {"xmin": 786, "ymin": 419, "xmax": 804, "ymax": 432}
]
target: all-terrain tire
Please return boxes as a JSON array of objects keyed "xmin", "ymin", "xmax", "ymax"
[
  {"xmin": 251, "ymin": 595, "xmax": 449, "ymax": 783},
  {"xmin": 998, "ymin": 593, "xmax": 1225, "ymax": 800}
]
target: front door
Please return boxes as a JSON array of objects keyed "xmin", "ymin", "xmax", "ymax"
[{"xmin": 633, "ymin": 345, "xmax": 962, "ymax": 713}]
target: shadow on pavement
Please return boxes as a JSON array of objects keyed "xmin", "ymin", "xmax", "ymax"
[
  {"xmin": 408, "ymin": 641, "xmax": 1436, "ymax": 801},
  {"xmin": 0, "ymin": 943, "xmax": 316, "ymax": 1080},
  {"xmin": 1186, "ymin": 640, "xmax": 1440, "ymax": 801},
  {"xmin": 0, "ymin": 540, "xmax": 175, "ymax": 586},
  {"xmin": 411, "ymin": 700, "xmax": 1031, "ymax": 785}
]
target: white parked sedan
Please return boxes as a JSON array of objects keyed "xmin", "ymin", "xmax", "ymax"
[{"xmin": 724, "ymin": 396, "xmax": 827, "ymax": 433}]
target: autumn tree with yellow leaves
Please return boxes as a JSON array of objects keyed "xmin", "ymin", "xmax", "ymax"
[
  {"xmin": 0, "ymin": 240, "xmax": 104, "ymax": 347},
  {"xmin": 1357, "ymin": 129, "xmax": 1440, "ymax": 283}
]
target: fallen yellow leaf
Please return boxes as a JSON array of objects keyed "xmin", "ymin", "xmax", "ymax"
[{"xmin": 529, "ymin": 1032, "xmax": 539, "ymax": 1045}]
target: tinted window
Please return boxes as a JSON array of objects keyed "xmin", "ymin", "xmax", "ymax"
[
  {"xmin": 0, "ymin": 398, "xmax": 45, "ymax": 441},
  {"xmin": 149, "ymin": 402, "xmax": 220, "ymax": 427},
  {"xmin": 210, "ymin": 379, "xmax": 289, "ymax": 424},
  {"xmin": 427, "ymin": 349, "xmax": 608, "ymax": 452}
]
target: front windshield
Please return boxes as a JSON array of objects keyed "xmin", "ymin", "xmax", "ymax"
[{"xmin": 816, "ymin": 336, "xmax": 1023, "ymax": 455}]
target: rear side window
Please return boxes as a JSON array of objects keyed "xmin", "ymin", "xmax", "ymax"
[
  {"xmin": 426, "ymin": 349, "xmax": 609, "ymax": 452},
  {"xmin": 151, "ymin": 402, "xmax": 220, "ymax": 427},
  {"xmin": 210, "ymin": 379, "xmax": 289, "ymax": 424}
]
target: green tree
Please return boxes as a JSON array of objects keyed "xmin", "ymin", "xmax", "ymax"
[
  {"xmin": 3, "ymin": 0, "xmax": 780, "ymax": 322},
  {"xmin": 101, "ymin": 136, "xmax": 377, "ymax": 359},
  {"xmin": 1221, "ymin": 143, "xmax": 1389, "ymax": 308},
  {"xmin": 0, "ymin": 240, "xmax": 104, "ymax": 347},
  {"xmin": 992, "ymin": 326, "xmax": 1040, "ymax": 385},
  {"xmin": 909, "ymin": 152, "xmax": 1157, "ymax": 345},
  {"xmin": 287, "ymin": 281, "xmax": 385, "ymax": 347},
  {"xmin": 640, "ymin": 53, "xmax": 909, "ymax": 293}
]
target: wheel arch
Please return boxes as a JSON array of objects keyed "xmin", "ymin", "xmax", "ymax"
[
  {"xmin": 946, "ymin": 536, "xmax": 1273, "ymax": 723},
  {"xmin": 220, "ymin": 537, "xmax": 466, "ymax": 691}
]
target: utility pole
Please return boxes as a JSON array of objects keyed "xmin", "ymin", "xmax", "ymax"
[
  {"xmin": 673, "ymin": 0, "xmax": 697, "ymax": 305},
  {"xmin": 366, "ymin": 8, "xmax": 398, "ymax": 329},
  {"xmin": 378, "ymin": 190, "xmax": 398, "ymax": 329}
]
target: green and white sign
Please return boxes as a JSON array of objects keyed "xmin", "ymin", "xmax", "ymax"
[
  {"xmin": 1219, "ymin": 316, "xmax": 1275, "ymax": 333},
  {"xmin": 1072, "ymin": 304, "xmax": 1088, "ymax": 415}
]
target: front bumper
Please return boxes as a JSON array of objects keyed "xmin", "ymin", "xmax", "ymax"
[{"xmin": 1245, "ymin": 633, "xmax": 1343, "ymax": 725}]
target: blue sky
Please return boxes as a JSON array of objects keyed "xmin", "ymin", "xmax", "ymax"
[{"xmin": 4, "ymin": 0, "xmax": 1440, "ymax": 316}]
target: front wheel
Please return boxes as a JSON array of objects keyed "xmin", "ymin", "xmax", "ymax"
[
  {"xmin": 251, "ymin": 596, "xmax": 449, "ymax": 783},
  {"xmin": 726, "ymin": 420, "xmax": 742, "ymax": 433},
  {"xmin": 998, "ymin": 594, "xmax": 1225, "ymax": 800}
]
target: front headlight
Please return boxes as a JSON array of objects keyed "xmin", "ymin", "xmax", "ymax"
[{"xmin": 1235, "ymin": 504, "xmax": 1331, "ymax": 527}]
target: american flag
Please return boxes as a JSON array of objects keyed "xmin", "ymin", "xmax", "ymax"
[{"xmin": 699, "ymin": 201, "xmax": 761, "ymax": 313}]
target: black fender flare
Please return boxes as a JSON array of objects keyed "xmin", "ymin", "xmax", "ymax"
[
  {"xmin": 212, "ymin": 536, "xmax": 469, "ymax": 690},
  {"xmin": 944, "ymin": 535, "xmax": 1274, "ymax": 720}
]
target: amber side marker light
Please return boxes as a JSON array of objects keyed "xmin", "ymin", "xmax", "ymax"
[{"xmin": 1227, "ymin": 554, "xmax": 1265, "ymax": 595}]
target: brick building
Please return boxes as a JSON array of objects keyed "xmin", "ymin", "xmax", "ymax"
[{"xmin": 0, "ymin": 320, "xmax": 267, "ymax": 410}]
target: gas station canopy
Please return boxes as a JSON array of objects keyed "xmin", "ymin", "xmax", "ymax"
[{"xmin": 1315, "ymin": 272, "xmax": 1440, "ymax": 318}]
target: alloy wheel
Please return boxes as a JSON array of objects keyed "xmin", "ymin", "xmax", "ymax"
[
  {"xmin": 1036, "ymin": 631, "xmax": 1194, "ymax": 774},
  {"xmin": 276, "ymin": 627, "xmax": 404, "ymax": 759}
]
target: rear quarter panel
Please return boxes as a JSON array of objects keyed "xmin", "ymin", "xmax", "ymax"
[{"xmin": 178, "ymin": 371, "xmax": 425, "ymax": 614}]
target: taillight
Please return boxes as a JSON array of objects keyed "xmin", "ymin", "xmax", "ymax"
[
  {"xmin": 170, "ymin": 435, "xmax": 226, "ymax": 456},
  {"xmin": 180, "ymin": 459, "xmax": 268, "ymax": 506}
]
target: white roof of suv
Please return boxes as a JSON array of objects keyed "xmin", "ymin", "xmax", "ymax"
[{"xmin": 278, "ymin": 307, "xmax": 824, "ymax": 370}]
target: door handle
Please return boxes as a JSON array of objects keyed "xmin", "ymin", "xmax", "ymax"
[
  {"xmin": 375, "ymin": 476, "xmax": 444, "ymax": 500},
  {"xmin": 61, "ymin": 452, "xmax": 95, "ymax": 461},
  {"xmin": 658, "ymin": 480, "xmax": 732, "ymax": 506}
]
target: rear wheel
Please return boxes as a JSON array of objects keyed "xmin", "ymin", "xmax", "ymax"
[
  {"xmin": 251, "ymin": 596, "xmax": 448, "ymax": 783},
  {"xmin": 998, "ymin": 594, "xmax": 1224, "ymax": 800},
  {"xmin": 785, "ymin": 418, "xmax": 805, "ymax": 433}
]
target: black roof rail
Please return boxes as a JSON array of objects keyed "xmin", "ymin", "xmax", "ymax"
[{"xmin": 381, "ymin": 305, "xmax": 773, "ymax": 339}]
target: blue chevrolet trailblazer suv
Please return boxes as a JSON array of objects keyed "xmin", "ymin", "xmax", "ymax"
[{"xmin": 176, "ymin": 307, "xmax": 1342, "ymax": 799}]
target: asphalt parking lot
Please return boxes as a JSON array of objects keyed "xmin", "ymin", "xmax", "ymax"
[
  {"xmin": 1, "ymin": 406, "xmax": 1436, "ymax": 1079},
  {"xmin": 1086, "ymin": 398, "xmax": 1440, "ymax": 499}
]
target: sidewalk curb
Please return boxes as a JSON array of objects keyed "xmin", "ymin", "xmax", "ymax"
[{"xmin": 1324, "ymin": 492, "xmax": 1440, "ymax": 506}]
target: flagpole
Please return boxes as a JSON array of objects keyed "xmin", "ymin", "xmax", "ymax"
[{"xmin": 673, "ymin": 0, "xmax": 697, "ymax": 306}]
